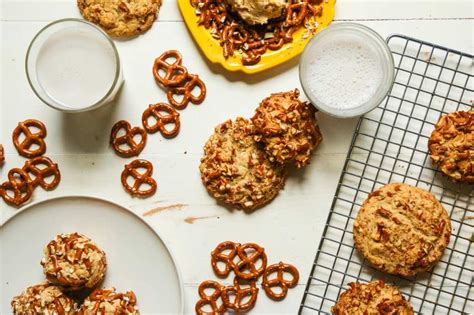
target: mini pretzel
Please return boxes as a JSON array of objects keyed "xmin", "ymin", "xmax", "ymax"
[
  {"xmin": 233, "ymin": 243, "xmax": 267, "ymax": 280},
  {"xmin": 286, "ymin": 1, "xmax": 308, "ymax": 26},
  {"xmin": 211, "ymin": 241, "xmax": 240, "ymax": 278},
  {"xmin": 23, "ymin": 156, "xmax": 61, "ymax": 190},
  {"xmin": 195, "ymin": 280, "xmax": 226, "ymax": 315},
  {"xmin": 221, "ymin": 277, "xmax": 258, "ymax": 312},
  {"xmin": 110, "ymin": 120, "xmax": 147, "ymax": 158},
  {"xmin": 262, "ymin": 262, "xmax": 299, "ymax": 301},
  {"xmin": 121, "ymin": 159, "xmax": 157, "ymax": 197},
  {"xmin": 0, "ymin": 144, "xmax": 4, "ymax": 165},
  {"xmin": 12, "ymin": 119, "xmax": 47, "ymax": 158},
  {"xmin": 0, "ymin": 168, "xmax": 33, "ymax": 206},
  {"xmin": 142, "ymin": 103, "xmax": 181, "ymax": 138},
  {"xmin": 153, "ymin": 50, "xmax": 189, "ymax": 87},
  {"xmin": 167, "ymin": 74, "xmax": 207, "ymax": 110}
]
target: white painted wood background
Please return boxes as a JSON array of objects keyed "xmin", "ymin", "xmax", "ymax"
[{"xmin": 1, "ymin": 0, "xmax": 472, "ymax": 313}]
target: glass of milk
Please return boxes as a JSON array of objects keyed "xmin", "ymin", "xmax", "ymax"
[
  {"xmin": 299, "ymin": 23, "xmax": 394, "ymax": 118},
  {"xmin": 26, "ymin": 19, "xmax": 123, "ymax": 113}
]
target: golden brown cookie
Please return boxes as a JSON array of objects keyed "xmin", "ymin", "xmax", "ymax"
[
  {"xmin": 77, "ymin": 0, "xmax": 161, "ymax": 37},
  {"xmin": 428, "ymin": 110, "xmax": 473, "ymax": 184},
  {"xmin": 41, "ymin": 233, "xmax": 107, "ymax": 291},
  {"xmin": 78, "ymin": 288, "xmax": 140, "ymax": 315},
  {"xmin": 252, "ymin": 89, "xmax": 322, "ymax": 168},
  {"xmin": 199, "ymin": 118, "xmax": 286, "ymax": 211},
  {"xmin": 331, "ymin": 280, "xmax": 413, "ymax": 315},
  {"xmin": 11, "ymin": 283, "xmax": 77, "ymax": 315},
  {"xmin": 353, "ymin": 183, "xmax": 451, "ymax": 277}
]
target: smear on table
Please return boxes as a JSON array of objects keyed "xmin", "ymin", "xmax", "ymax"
[
  {"xmin": 143, "ymin": 203, "xmax": 187, "ymax": 217},
  {"xmin": 184, "ymin": 215, "xmax": 218, "ymax": 224}
]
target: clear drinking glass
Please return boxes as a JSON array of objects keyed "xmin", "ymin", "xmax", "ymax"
[
  {"xmin": 299, "ymin": 23, "xmax": 395, "ymax": 118},
  {"xmin": 26, "ymin": 18, "xmax": 124, "ymax": 113}
]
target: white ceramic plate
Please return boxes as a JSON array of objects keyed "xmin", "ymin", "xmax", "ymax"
[{"xmin": 0, "ymin": 196, "xmax": 183, "ymax": 314}]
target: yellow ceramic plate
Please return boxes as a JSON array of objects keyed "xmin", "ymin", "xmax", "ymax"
[{"xmin": 178, "ymin": 0, "xmax": 336, "ymax": 74}]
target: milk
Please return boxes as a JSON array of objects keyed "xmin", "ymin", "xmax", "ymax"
[
  {"xmin": 302, "ymin": 35, "xmax": 384, "ymax": 110},
  {"xmin": 36, "ymin": 27, "xmax": 118, "ymax": 109}
]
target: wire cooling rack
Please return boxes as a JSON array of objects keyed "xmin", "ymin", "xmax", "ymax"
[{"xmin": 299, "ymin": 35, "xmax": 473, "ymax": 314}]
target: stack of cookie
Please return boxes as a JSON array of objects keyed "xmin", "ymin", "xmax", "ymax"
[
  {"xmin": 200, "ymin": 89, "xmax": 323, "ymax": 211},
  {"xmin": 11, "ymin": 233, "xmax": 140, "ymax": 315}
]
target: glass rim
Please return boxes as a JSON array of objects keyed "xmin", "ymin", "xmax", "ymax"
[
  {"xmin": 299, "ymin": 22, "xmax": 395, "ymax": 118},
  {"xmin": 25, "ymin": 18, "xmax": 121, "ymax": 113}
]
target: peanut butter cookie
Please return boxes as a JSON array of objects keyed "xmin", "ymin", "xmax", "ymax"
[
  {"xmin": 428, "ymin": 110, "xmax": 473, "ymax": 184},
  {"xmin": 332, "ymin": 280, "xmax": 413, "ymax": 315},
  {"xmin": 252, "ymin": 89, "xmax": 322, "ymax": 168},
  {"xmin": 11, "ymin": 283, "xmax": 77, "ymax": 315},
  {"xmin": 199, "ymin": 118, "xmax": 286, "ymax": 211},
  {"xmin": 41, "ymin": 233, "xmax": 107, "ymax": 291},
  {"xmin": 77, "ymin": 0, "xmax": 161, "ymax": 37},
  {"xmin": 353, "ymin": 183, "xmax": 451, "ymax": 277}
]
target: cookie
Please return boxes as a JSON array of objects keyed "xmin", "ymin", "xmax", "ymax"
[
  {"xmin": 41, "ymin": 233, "xmax": 107, "ymax": 290},
  {"xmin": 11, "ymin": 283, "xmax": 77, "ymax": 315},
  {"xmin": 199, "ymin": 118, "xmax": 286, "ymax": 211},
  {"xmin": 428, "ymin": 110, "xmax": 473, "ymax": 184},
  {"xmin": 78, "ymin": 288, "xmax": 139, "ymax": 315},
  {"xmin": 77, "ymin": 0, "xmax": 161, "ymax": 37},
  {"xmin": 331, "ymin": 280, "xmax": 413, "ymax": 315},
  {"xmin": 353, "ymin": 183, "xmax": 451, "ymax": 277},
  {"xmin": 252, "ymin": 89, "xmax": 322, "ymax": 168}
]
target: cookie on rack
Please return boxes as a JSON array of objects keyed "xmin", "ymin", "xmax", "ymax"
[
  {"xmin": 331, "ymin": 280, "xmax": 413, "ymax": 315},
  {"xmin": 252, "ymin": 89, "xmax": 322, "ymax": 168},
  {"xmin": 41, "ymin": 233, "xmax": 107, "ymax": 291},
  {"xmin": 428, "ymin": 110, "xmax": 473, "ymax": 184},
  {"xmin": 199, "ymin": 118, "xmax": 286, "ymax": 211},
  {"xmin": 11, "ymin": 283, "xmax": 77, "ymax": 315},
  {"xmin": 77, "ymin": 0, "xmax": 161, "ymax": 37},
  {"xmin": 78, "ymin": 288, "xmax": 140, "ymax": 315},
  {"xmin": 353, "ymin": 183, "xmax": 451, "ymax": 277}
]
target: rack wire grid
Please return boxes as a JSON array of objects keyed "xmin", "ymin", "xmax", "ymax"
[{"xmin": 299, "ymin": 35, "xmax": 473, "ymax": 314}]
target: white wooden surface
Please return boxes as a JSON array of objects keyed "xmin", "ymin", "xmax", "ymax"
[{"xmin": 1, "ymin": 0, "xmax": 472, "ymax": 313}]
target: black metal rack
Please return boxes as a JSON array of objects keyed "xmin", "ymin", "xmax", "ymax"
[{"xmin": 299, "ymin": 35, "xmax": 473, "ymax": 314}]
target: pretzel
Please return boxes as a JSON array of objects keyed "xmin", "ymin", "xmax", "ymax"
[
  {"xmin": 110, "ymin": 120, "xmax": 147, "ymax": 157},
  {"xmin": 167, "ymin": 74, "xmax": 207, "ymax": 110},
  {"xmin": 221, "ymin": 277, "xmax": 258, "ymax": 312},
  {"xmin": 23, "ymin": 156, "xmax": 61, "ymax": 190},
  {"xmin": 286, "ymin": 1, "xmax": 309, "ymax": 26},
  {"xmin": 153, "ymin": 50, "xmax": 188, "ymax": 87},
  {"xmin": 142, "ymin": 103, "xmax": 180, "ymax": 138},
  {"xmin": 261, "ymin": 262, "xmax": 299, "ymax": 301},
  {"xmin": 233, "ymin": 243, "xmax": 267, "ymax": 280},
  {"xmin": 121, "ymin": 159, "xmax": 157, "ymax": 197},
  {"xmin": 191, "ymin": 0, "xmax": 324, "ymax": 65},
  {"xmin": 211, "ymin": 241, "xmax": 240, "ymax": 278},
  {"xmin": 195, "ymin": 280, "xmax": 226, "ymax": 315},
  {"xmin": 12, "ymin": 119, "xmax": 47, "ymax": 158},
  {"xmin": 0, "ymin": 144, "xmax": 4, "ymax": 165},
  {"xmin": 0, "ymin": 168, "xmax": 33, "ymax": 206}
]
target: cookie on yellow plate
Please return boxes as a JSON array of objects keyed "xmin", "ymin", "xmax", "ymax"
[
  {"xmin": 332, "ymin": 280, "xmax": 413, "ymax": 315},
  {"xmin": 77, "ymin": 0, "xmax": 161, "ymax": 37},
  {"xmin": 428, "ymin": 110, "xmax": 474, "ymax": 184},
  {"xmin": 199, "ymin": 118, "xmax": 286, "ymax": 211},
  {"xmin": 353, "ymin": 183, "xmax": 451, "ymax": 277}
]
